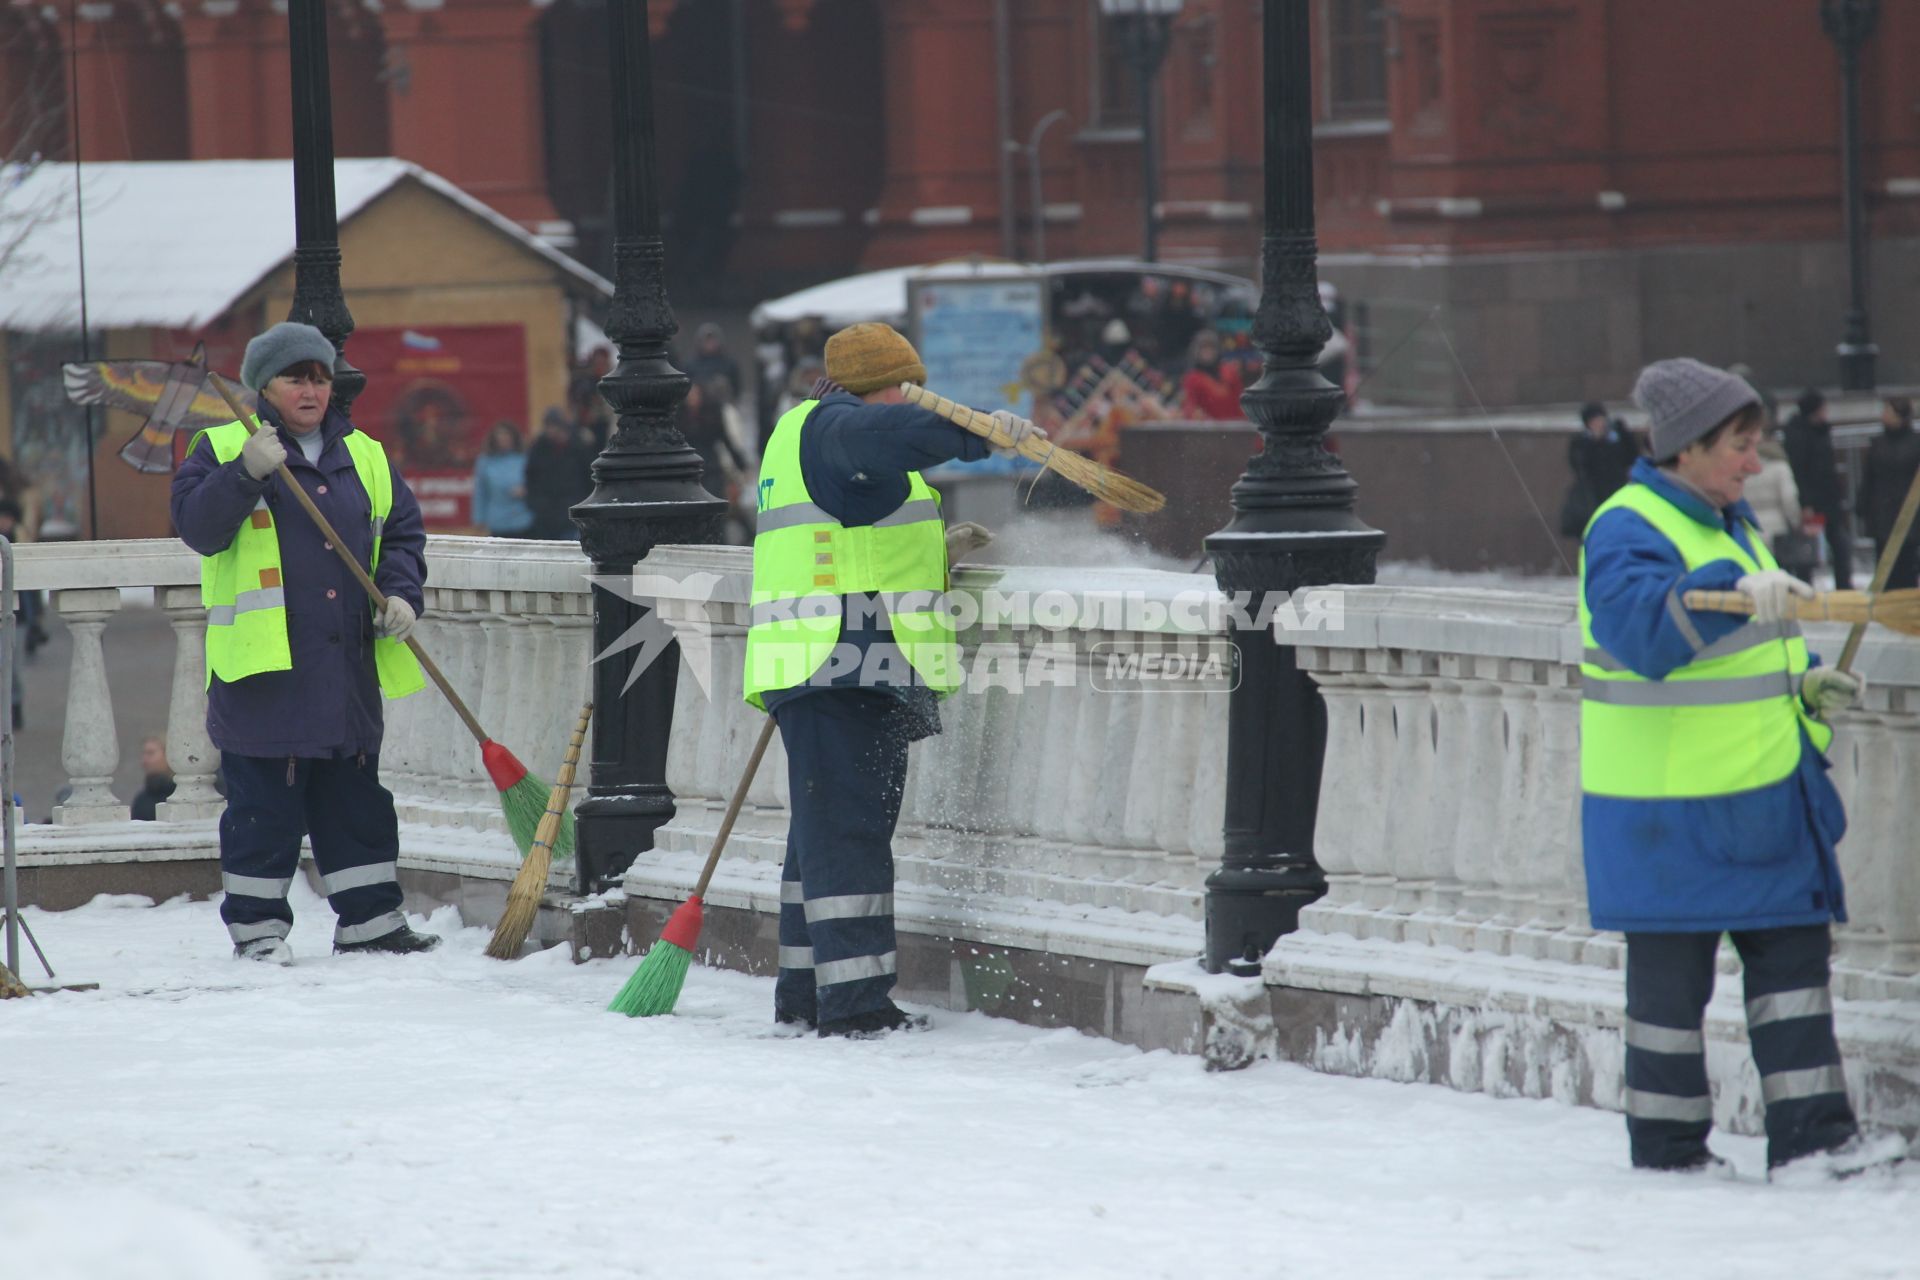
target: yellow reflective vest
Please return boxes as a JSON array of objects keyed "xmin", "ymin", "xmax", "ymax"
[
  {"xmin": 192, "ymin": 420, "xmax": 425, "ymax": 699},
  {"xmin": 1578, "ymin": 481, "xmax": 1829, "ymax": 799},
  {"xmin": 742, "ymin": 399, "xmax": 959, "ymax": 710}
]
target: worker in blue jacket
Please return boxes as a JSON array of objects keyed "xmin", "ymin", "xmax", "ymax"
[
  {"xmin": 172, "ymin": 322, "xmax": 440, "ymax": 964},
  {"xmin": 743, "ymin": 322, "xmax": 1029, "ymax": 1038},
  {"xmin": 1580, "ymin": 357, "xmax": 1904, "ymax": 1178}
]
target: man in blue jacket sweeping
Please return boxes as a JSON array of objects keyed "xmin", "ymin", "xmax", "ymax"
[
  {"xmin": 1581, "ymin": 357, "xmax": 1904, "ymax": 1178},
  {"xmin": 743, "ymin": 322, "xmax": 1034, "ymax": 1038},
  {"xmin": 173, "ymin": 322, "xmax": 439, "ymax": 964}
]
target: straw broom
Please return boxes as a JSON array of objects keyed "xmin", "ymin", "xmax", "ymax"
[
  {"xmin": 0, "ymin": 961, "xmax": 28, "ymax": 999},
  {"xmin": 1681, "ymin": 587, "xmax": 1920, "ymax": 635},
  {"xmin": 205, "ymin": 372, "xmax": 571, "ymax": 861},
  {"xmin": 900, "ymin": 383, "xmax": 1167, "ymax": 515},
  {"xmin": 485, "ymin": 701, "xmax": 593, "ymax": 960},
  {"xmin": 609, "ymin": 717, "xmax": 777, "ymax": 1017}
]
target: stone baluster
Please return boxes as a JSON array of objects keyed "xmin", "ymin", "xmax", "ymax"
[
  {"xmin": 1152, "ymin": 676, "xmax": 1204, "ymax": 870},
  {"xmin": 1410, "ymin": 673, "xmax": 1468, "ymax": 945},
  {"xmin": 1832, "ymin": 711, "xmax": 1894, "ymax": 980},
  {"xmin": 1348, "ymin": 661, "xmax": 1398, "ymax": 928},
  {"xmin": 154, "ymin": 585, "xmax": 224, "ymax": 820},
  {"xmin": 1480, "ymin": 664, "xmax": 1543, "ymax": 955},
  {"xmin": 1298, "ymin": 655, "xmax": 1366, "ymax": 936},
  {"xmin": 1184, "ymin": 683, "xmax": 1229, "ymax": 900},
  {"xmin": 447, "ymin": 596, "xmax": 497, "ymax": 813},
  {"xmin": 1534, "ymin": 677, "xmax": 1594, "ymax": 965},
  {"xmin": 51, "ymin": 588, "xmax": 124, "ymax": 825},
  {"xmin": 1065, "ymin": 632, "xmax": 1122, "ymax": 905},
  {"xmin": 1874, "ymin": 707, "xmax": 1920, "ymax": 980},
  {"xmin": 1378, "ymin": 658, "xmax": 1439, "ymax": 937},
  {"xmin": 1431, "ymin": 660, "xmax": 1504, "ymax": 951}
]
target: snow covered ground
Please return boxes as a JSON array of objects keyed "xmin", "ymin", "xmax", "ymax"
[{"xmin": 2, "ymin": 889, "xmax": 1913, "ymax": 1280}]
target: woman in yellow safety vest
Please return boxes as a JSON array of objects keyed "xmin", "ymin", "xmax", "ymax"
[
  {"xmin": 171, "ymin": 322, "xmax": 438, "ymax": 965},
  {"xmin": 1580, "ymin": 357, "xmax": 1902, "ymax": 1179}
]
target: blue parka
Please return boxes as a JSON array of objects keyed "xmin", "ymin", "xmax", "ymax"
[
  {"xmin": 1581, "ymin": 459, "xmax": 1847, "ymax": 933},
  {"xmin": 471, "ymin": 451, "xmax": 533, "ymax": 535},
  {"xmin": 170, "ymin": 403, "xmax": 427, "ymax": 759}
]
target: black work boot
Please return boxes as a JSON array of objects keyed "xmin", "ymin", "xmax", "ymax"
[
  {"xmin": 817, "ymin": 1002, "xmax": 929, "ymax": 1039},
  {"xmin": 775, "ymin": 1007, "xmax": 817, "ymax": 1032},
  {"xmin": 334, "ymin": 925, "xmax": 442, "ymax": 955}
]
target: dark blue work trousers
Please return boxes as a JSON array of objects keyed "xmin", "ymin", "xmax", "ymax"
[
  {"xmin": 218, "ymin": 752, "xmax": 408, "ymax": 949},
  {"xmin": 772, "ymin": 690, "xmax": 914, "ymax": 1025},
  {"xmin": 1624, "ymin": 925, "xmax": 1858, "ymax": 1169}
]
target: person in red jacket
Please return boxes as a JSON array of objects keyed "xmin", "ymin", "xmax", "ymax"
[{"xmin": 1179, "ymin": 329, "xmax": 1244, "ymax": 420}]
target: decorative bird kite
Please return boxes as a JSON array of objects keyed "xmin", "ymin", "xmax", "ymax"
[{"xmin": 62, "ymin": 343, "xmax": 258, "ymax": 474}]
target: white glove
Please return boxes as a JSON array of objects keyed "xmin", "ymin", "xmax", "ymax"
[
  {"xmin": 1734, "ymin": 570, "xmax": 1814, "ymax": 624},
  {"xmin": 944, "ymin": 520, "xmax": 995, "ymax": 564},
  {"xmin": 240, "ymin": 428, "xmax": 287, "ymax": 480},
  {"xmin": 1801, "ymin": 668, "xmax": 1863, "ymax": 718},
  {"xmin": 988, "ymin": 409, "xmax": 1047, "ymax": 459},
  {"xmin": 375, "ymin": 596, "xmax": 417, "ymax": 644}
]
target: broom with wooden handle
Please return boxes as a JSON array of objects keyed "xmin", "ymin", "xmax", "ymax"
[
  {"xmin": 206, "ymin": 371, "xmax": 571, "ymax": 862},
  {"xmin": 609, "ymin": 717, "xmax": 778, "ymax": 1017},
  {"xmin": 899, "ymin": 383, "xmax": 1168, "ymax": 515},
  {"xmin": 485, "ymin": 701, "xmax": 592, "ymax": 960},
  {"xmin": 1680, "ymin": 588, "xmax": 1920, "ymax": 635}
]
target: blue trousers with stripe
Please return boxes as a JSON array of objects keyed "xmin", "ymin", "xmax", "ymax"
[
  {"xmin": 1624, "ymin": 926, "xmax": 1857, "ymax": 1169},
  {"xmin": 772, "ymin": 691, "xmax": 914, "ymax": 1025},
  {"xmin": 218, "ymin": 752, "xmax": 407, "ymax": 948}
]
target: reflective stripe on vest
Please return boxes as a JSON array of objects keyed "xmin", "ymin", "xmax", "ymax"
[
  {"xmin": 741, "ymin": 399, "xmax": 959, "ymax": 710},
  {"xmin": 1577, "ymin": 482, "xmax": 1827, "ymax": 799},
  {"xmin": 192, "ymin": 420, "xmax": 426, "ymax": 699}
]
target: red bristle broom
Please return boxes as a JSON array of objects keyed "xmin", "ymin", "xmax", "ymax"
[
  {"xmin": 206, "ymin": 371, "xmax": 571, "ymax": 860},
  {"xmin": 609, "ymin": 717, "xmax": 776, "ymax": 1017}
]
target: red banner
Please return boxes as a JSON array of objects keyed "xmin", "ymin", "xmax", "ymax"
[{"xmin": 347, "ymin": 324, "xmax": 528, "ymax": 529}]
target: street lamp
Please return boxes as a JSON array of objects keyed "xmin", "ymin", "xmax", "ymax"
[
  {"xmin": 1201, "ymin": 0, "xmax": 1383, "ymax": 974},
  {"xmin": 569, "ymin": 2, "xmax": 729, "ymax": 892},
  {"xmin": 1099, "ymin": 0, "xmax": 1183, "ymax": 263},
  {"xmin": 285, "ymin": 0, "xmax": 364, "ymax": 410},
  {"xmin": 1821, "ymin": 0, "xmax": 1879, "ymax": 392},
  {"xmin": 1025, "ymin": 108, "xmax": 1072, "ymax": 263}
]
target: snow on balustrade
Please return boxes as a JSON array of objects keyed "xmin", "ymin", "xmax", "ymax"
[
  {"xmin": 634, "ymin": 545, "xmax": 1230, "ymax": 968},
  {"xmin": 12, "ymin": 537, "xmax": 593, "ymax": 880},
  {"xmin": 1282, "ymin": 583, "xmax": 1920, "ymax": 998}
]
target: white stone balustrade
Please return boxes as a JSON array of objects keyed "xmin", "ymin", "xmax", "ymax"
[
  {"xmin": 1282, "ymin": 584, "xmax": 1920, "ymax": 1002},
  {"xmin": 632, "ymin": 545, "xmax": 1233, "ymax": 967},
  {"xmin": 13, "ymin": 537, "xmax": 595, "ymax": 851}
]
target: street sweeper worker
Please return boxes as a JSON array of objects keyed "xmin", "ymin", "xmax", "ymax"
[
  {"xmin": 743, "ymin": 321, "xmax": 1039, "ymax": 1037},
  {"xmin": 1579, "ymin": 357, "xmax": 1901, "ymax": 1178},
  {"xmin": 171, "ymin": 321, "xmax": 440, "ymax": 965}
]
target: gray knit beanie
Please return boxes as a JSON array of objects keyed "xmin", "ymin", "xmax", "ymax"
[
  {"xmin": 1633, "ymin": 357, "xmax": 1759, "ymax": 461},
  {"xmin": 240, "ymin": 322, "xmax": 337, "ymax": 392}
]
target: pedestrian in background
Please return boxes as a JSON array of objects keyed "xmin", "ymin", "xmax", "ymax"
[
  {"xmin": 685, "ymin": 322, "xmax": 743, "ymax": 403},
  {"xmin": 568, "ymin": 345, "xmax": 614, "ymax": 450},
  {"xmin": 171, "ymin": 321, "xmax": 439, "ymax": 963},
  {"xmin": 130, "ymin": 735, "xmax": 175, "ymax": 821},
  {"xmin": 680, "ymin": 377, "xmax": 754, "ymax": 541},
  {"xmin": 0, "ymin": 497, "xmax": 24, "ymax": 729},
  {"xmin": 1579, "ymin": 356, "xmax": 1900, "ymax": 1179},
  {"xmin": 471, "ymin": 421, "xmax": 534, "ymax": 538},
  {"xmin": 1747, "ymin": 422, "xmax": 1812, "ymax": 580},
  {"xmin": 1858, "ymin": 395, "xmax": 1920, "ymax": 589},
  {"xmin": 524, "ymin": 407, "xmax": 597, "ymax": 540},
  {"xmin": 1179, "ymin": 328, "xmax": 1244, "ymax": 421},
  {"xmin": 0, "ymin": 453, "xmax": 46, "ymax": 656},
  {"xmin": 1783, "ymin": 390, "xmax": 1852, "ymax": 589},
  {"xmin": 1561, "ymin": 402, "xmax": 1640, "ymax": 537}
]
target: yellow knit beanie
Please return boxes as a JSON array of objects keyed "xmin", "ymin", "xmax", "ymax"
[{"xmin": 824, "ymin": 322, "xmax": 927, "ymax": 396}]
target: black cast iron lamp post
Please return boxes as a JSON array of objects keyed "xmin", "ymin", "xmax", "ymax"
[
  {"xmin": 1821, "ymin": 0, "xmax": 1879, "ymax": 392},
  {"xmin": 1099, "ymin": 0, "xmax": 1183, "ymax": 265}
]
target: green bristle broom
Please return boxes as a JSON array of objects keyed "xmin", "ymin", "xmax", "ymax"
[
  {"xmin": 207, "ymin": 371, "xmax": 571, "ymax": 862},
  {"xmin": 609, "ymin": 718, "xmax": 776, "ymax": 1017}
]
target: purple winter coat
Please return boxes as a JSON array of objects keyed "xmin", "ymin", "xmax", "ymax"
[{"xmin": 170, "ymin": 404, "xmax": 428, "ymax": 759}]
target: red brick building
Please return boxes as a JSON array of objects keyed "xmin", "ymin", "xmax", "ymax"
[{"xmin": 7, "ymin": 0, "xmax": 1919, "ymax": 405}]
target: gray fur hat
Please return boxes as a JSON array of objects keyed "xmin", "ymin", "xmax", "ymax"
[
  {"xmin": 1633, "ymin": 357, "xmax": 1759, "ymax": 461},
  {"xmin": 240, "ymin": 322, "xmax": 337, "ymax": 392}
]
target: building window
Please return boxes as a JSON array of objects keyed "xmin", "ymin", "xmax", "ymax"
[
  {"xmin": 1324, "ymin": 0, "xmax": 1388, "ymax": 121},
  {"xmin": 1095, "ymin": 9, "xmax": 1144, "ymax": 129}
]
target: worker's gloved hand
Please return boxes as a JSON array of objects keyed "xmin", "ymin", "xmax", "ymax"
[
  {"xmin": 240, "ymin": 428, "xmax": 287, "ymax": 481},
  {"xmin": 1734, "ymin": 570, "xmax": 1815, "ymax": 623},
  {"xmin": 1801, "ymin": 667, "xmax": 1864, "ymax": 718},
  {"xmin": 988, "ymin": 409, "xmax": 1047, "ymax": 459},
  {"xmin": 944, "ymin": 520, "xmax": 995, "ymax": 564},
  {"xmin": 376, "ymin": 596, "xmax": 417, "ymax": 644}
]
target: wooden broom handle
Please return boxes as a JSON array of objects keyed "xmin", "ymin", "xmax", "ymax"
[
  {"xmin": 902, "ymin": 383, "xmax": 1048, "ymax": 463},
  {"xmin": 207, "ymin": 371, "xmax": 488, "ymax": 744},
  {"xmin": 1838, "ymin": 460, "xmax": 1920, "ymax": 673},
  {"xmin": 529, "ymin": 703, "xmax": 593, "ymax": 856},
  {"xmin": 693, "ymin": 717, "xmax": 777, "ymax": 900}
]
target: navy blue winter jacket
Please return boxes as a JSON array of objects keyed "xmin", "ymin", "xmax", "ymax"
[
  {"xmin": 1580, "ymin": 459, "xmax": 1847, "ymax": 933},
  {"xmin": 170, "ymin": 404, "xmax": 428, "ymax": 759}
]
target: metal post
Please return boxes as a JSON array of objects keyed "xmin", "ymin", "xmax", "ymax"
[
  {"xmin": 3, "ymin": 535, "xmax": 17, "ymax": 979},
  {"xmin": 286, "ymin": 0, "xmax": 365, "ymax": 410},
  {"xmin": 1200, "ymin": 0, "xmax": 1384, "ymax": 974},
  {"xmin": 1130, "ymin": 16, "xmax": 1173, "ymax": 264},
  {"xmin": 570, "ymin": 0, "xmax": 728, "ymax": 893},
  {"xmin": 1822, "ymin": 0, "xmax": 1879, "ymax": 392},
  {"xmin": 1027, "ymin": 109, "xmax": 1071, "ymax": 264}
]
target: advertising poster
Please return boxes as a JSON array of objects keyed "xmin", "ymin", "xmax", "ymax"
[
  {"xmin": 348, "ymin": 324, "xmax": 528, "ymax": 529},
  {"xmin": 908, "ymin": 275, "xmax": 1045, "ymax": 480}
]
